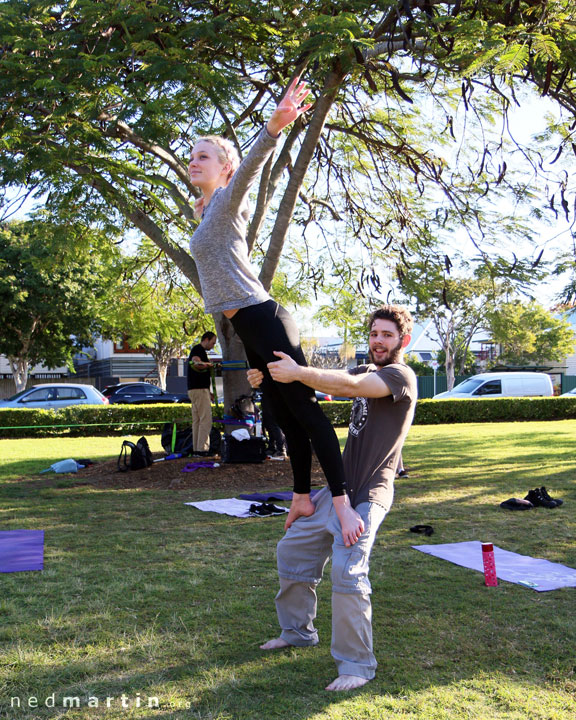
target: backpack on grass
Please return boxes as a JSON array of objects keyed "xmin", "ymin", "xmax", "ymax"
[
  {"xmin": 161, "ymin": 422, "xmax": 221, "ymax": 457},
  {"xmin": 161, "ymin": 423, "xmax": 194, "ymax": 456},
  {"xmin": 117, "ymin": 437, "xmax": 153, "ymax": 472}
]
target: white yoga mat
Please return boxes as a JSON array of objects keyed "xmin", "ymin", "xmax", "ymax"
[
  {"xmin": 184, "ymin": 498, "xmax": 287, "ymax": 518},
  {"xmin": 413, "ymin": 541, "xmax": 576, "ymax": 592}
]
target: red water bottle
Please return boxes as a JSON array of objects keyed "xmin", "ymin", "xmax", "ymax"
[{"xmin": 481, "ymin": 542, "xmax": 498, "ymax": 586}]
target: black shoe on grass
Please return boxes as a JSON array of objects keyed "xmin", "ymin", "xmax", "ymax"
[
  {"xmin": 540, "ymin": 486, "xmax": 563, "ymax": 506},
  {"xmin": 249, "ymin": 502, "xmax": 287, "ymax": 517},
  {"xmin": 524, "ymin": 488, "xmax": 558, "ymax": 509}
]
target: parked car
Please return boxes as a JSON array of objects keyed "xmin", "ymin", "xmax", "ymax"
[
  {"xmin": 560, "ymin": 387, "xmax": 576, "ymax": 397},
  {"xmin": 0, "ymin": 383, "xmax": 109, "ymax": 409},
  {"xmin": 102, "ymin": 382, "xmax": 189, "ymax": 404},
  {"xmin": 434, "ymin": 372, "xmax": 553, "ymax": 399}
]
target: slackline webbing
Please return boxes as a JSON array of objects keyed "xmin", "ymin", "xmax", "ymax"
[
  {"xmin": 220, "ymin": 361, "xmax": 248, "ymax": 371},
  {"xmin": 0, "ymin": 419, "xmax": 191, "ymax": 431},
  {"xmin": 0, "ymin": 417, "xmax": 230, "ymax": 432}
]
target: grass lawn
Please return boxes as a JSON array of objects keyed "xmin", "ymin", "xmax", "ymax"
[{"xmin": 0, "ymin": 421, "xmax": 575, "ymax": 719}]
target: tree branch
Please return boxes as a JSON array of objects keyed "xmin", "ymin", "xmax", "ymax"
[
  {"xmin": 103, "ymin": 118, "xmax": 195, "ymax": 192},
  {"xmin": 68, "ymin": 162, "xmax": 201, "ymax": 291}
]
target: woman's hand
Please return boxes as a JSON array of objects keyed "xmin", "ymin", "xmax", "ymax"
[
  {"xmin": 193, "ymin": 196, "xmax": 205, "ymax": 220},
  {"xmin": 267, "ymin": 77, "xmax": 313, "ymax": 137},
  {"xmin": 247, "ymin": 368, "xmax": 264, "ymax": 388}
]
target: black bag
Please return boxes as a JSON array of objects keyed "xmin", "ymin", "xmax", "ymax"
[
  {"xmin": 221, "ymin": 435, "xmax": 267, "ymax": 464},
  {"xmin": 209, "ymin": 427, "xmax": 222, "ymax": 455},
  {"xmin": 229, "ymin": 393, "xmax": 255, "ymax": 420},
  {"xmin": 161, "ymin": 423, "xmax": 194, "ymax": 456},
  {"xmin": 117, "ymin": 437, "xmax": 153, "ymax": 472},
  {"xmin": 160, "ymin": 423, "xmax": 220, "ymax": 457}
]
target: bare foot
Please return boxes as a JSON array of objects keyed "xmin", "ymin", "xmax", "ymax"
[
  {"xmin": 284, "ymin": 492, "xmax": 316, "ymax": 530},
  {"xmin": 260, "ymin": 637, "xmax": 292, "ymax": 650},
  {"xmin": 325, "ymin": 674, "xmax": 370, "ymax": 691},
  {"xmin": 332, "ymin": 495, "xmax": 365, "ymax": 546}
]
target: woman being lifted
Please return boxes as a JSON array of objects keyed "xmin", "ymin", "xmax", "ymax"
[{"xmin": 188, "ymin": 76, "xmax": 363, "ymax": 546}]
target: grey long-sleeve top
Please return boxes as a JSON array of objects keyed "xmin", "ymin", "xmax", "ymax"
[{"xmin": 189, "ymin": 128, "xmax": 280, "ymax": 314}]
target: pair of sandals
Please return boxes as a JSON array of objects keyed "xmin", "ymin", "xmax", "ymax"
[{"xmin": 248, "ymin": 502, "xmax": 287, "ymax": 517}]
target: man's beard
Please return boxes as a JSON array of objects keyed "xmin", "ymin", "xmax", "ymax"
[{"xmin": 369, "ymin": 338, "xmax": 403, "ymax": 367}]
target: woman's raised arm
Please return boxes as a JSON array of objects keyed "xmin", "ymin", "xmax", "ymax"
[{"xmin": 266, "ymin": 77, "xmax": 313, "ymax": 137}]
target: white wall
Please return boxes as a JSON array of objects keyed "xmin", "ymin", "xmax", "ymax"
[{"xmin": 0, "ymin": 356, "xmax": 68, "ymax": 376}]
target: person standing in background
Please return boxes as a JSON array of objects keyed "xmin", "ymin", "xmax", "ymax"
[{"xmin": 187, "ymin": 331, "xmax": 217, "ymax": 456}]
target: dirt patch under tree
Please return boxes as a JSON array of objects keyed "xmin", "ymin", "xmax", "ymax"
[{"xmin": 71, "ymin": 451, "xmax": 326, "ymax": 494}]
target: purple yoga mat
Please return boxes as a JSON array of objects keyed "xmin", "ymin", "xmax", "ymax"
[
  {"xmin": 0, "ymin": 530, "xmax": 44, "ymax": 573},
  {"xmin": 239, "ymin": 489, "xmax": 322, "ymax": 502}
]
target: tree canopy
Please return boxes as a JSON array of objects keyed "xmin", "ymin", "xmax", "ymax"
[
  {"xmin": 488, "ymin": 300, "xmax": 575, "ymax": 365},
  {"xmin": 100, "ymin": 239, "xmax": 212, "ymax": 388},
  {"xmin": 0, "ymin": 217, "xmax": 120, "ymax": 390},
  {"xmin": 401, "ymin": 260, "xmax": 498, "ymax": 388},
  {"xmin": 2, "ymin": 1, "xmax": 574, "ymax": 277}
]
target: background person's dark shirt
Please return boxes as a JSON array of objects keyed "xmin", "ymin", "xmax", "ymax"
[{"xmin": 187, "ymin": 344, "xmax": 211, "ymax": 390}]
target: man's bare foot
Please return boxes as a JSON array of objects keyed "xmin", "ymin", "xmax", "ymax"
[
  {"xmin": 332, "ymin": 495, "xmax": 365, "ymax": 546},
  {"xmin": 260, "ymin": 637, "xmax": 292, "ymax": 650},
  {"xmin": 325, "ymin": 674, "xmax": 370, "ymax": 691},
  {"xmin": 284, "ymin": 492, "xmax": 316, "ymax": 530}
]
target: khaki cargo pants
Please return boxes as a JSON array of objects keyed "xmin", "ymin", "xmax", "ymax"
[{"xmin": 274, "ymin": 487, "xmax": 390, "ymax": 679}]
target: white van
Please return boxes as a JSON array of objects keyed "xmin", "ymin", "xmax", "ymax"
[{"xmin": 434, "ymin": 372, "xmax": 553, "ymax": 399}]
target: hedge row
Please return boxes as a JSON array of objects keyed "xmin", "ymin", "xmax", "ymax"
[
  {"xmin": 322, "ymin": 397, "xmax": 576, "ymax": 426},
  {"xmin": 0, "ymin": 404, "xmax": 222, "ymax": 438},
  {"xmin": 2, "ymin": 397, "xmax": 576, "ymax": 438},
  {"xmin": 413, "ymin": 396, "xmax": 576, "ymax": 424}
]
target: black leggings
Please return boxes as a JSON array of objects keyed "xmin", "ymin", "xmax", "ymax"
[{"xmin": 230, "ymin": 300, "xmax": 346, "ymax": 496}]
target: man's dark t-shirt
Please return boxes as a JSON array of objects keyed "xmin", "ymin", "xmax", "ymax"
[
  {"xmin": 343, "ymin": 363, "xmax": 417, "ymax": 509},
  {"xmin": 187, "ymin": 344, "xmax": 211, "ymax": 390}
]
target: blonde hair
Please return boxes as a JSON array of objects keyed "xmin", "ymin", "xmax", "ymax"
[{"xmin": 193, "ymin": 136, "xmax": 240, "ymax": 182}]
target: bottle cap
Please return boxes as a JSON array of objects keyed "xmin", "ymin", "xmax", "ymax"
[{"xmin": 481, "ymin": 542, "xmax": 493, "ymax": 552}]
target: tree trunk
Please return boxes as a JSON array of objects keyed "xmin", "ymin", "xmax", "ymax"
[
  {"xmin": 156, "ymin": 360, "xmax": 168, "ymax": 390},
  {"xmin": 8, "ymin": 356, "xmax": 29, "ymax": 393},
  {"xmin": 213, "ymin": 313, "xmax": 251, "ymax": 423},
  {"xmin": 445, "ymin": 343, "xmax": 456, "ymax": 390}
]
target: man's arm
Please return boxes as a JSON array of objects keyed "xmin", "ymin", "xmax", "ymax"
[
  {"xmin": 267, "ymin": 351, "xmax": 392, "ymax": 399},
  {"xmin": 190, "ymin": 355, "xmax": 213, "ymax": 370}
]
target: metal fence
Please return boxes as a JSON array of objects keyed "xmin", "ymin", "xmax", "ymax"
[
  {"xmin": 416, "ymin": 375, "xmax": 470, "ymax": 399},
  {"xmin": 418, "ymin": 374, "xmax": 575, "ymax": 399}
]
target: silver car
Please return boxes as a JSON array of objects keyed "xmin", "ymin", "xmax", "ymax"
[{"xmin": 0, "ymin": 383, "xmax": 109, "ymax": 409}]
